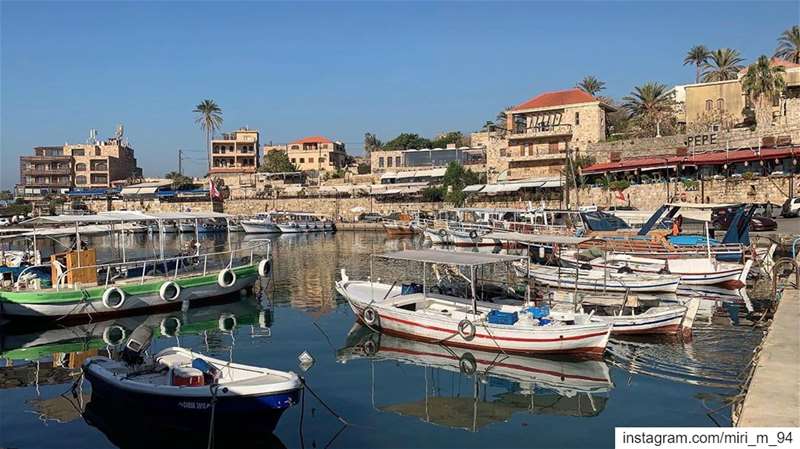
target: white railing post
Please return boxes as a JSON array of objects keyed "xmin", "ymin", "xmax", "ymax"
[
  {"xmin": 141, "ymin": 261, "xmax": 146, "ymax": 284},
  {"xmin": 203, "ymin": 255, "xmax": 208, "ymax": 276}
]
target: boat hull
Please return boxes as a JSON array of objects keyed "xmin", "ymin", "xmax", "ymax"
[
  {"xmin": 519, "ymin": 265, "xmax": 680, "ymax": 293},
  {"xmin": 241, "ymin": 221, "xmax": 280, "ymax": 233},
  {"xmin": 0, "ymin": 266, "xmax": 260, "ymax": 320},
  {"xmin": 423, "ymin": 228, "xmax": 450, "ymax": 245}
]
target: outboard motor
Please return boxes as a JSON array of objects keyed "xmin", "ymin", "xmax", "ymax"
[{"xmin": 121, "ymin": 324, "xmax": 153, "ymax": 366}]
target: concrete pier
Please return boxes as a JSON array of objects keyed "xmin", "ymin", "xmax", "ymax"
[{"xmin": 737, "ymin": 286, "xmax": 800, "ymax": 427}]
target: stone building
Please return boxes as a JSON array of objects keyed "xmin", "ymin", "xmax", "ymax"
[
  {"xmin": 210, "ymin": 128, "xmax": 260, "ymax": 175},
  {"xmin": 17, "ymin": 146, "xmax": 73, "ymax": 199},
  {"xmin": 369, "ymin": 144, "xmax": 486, "ymax": 174},
  {"xmin": 67, "ymin": 135, "xmax": 141, "ymax": 188},
  {"xmin": 502, "ymin": 88, "xmax": 614, "ymax": 180},
  {"xmin": 264, "ymin": 136, "xmax": 348, "ymax": 174}
]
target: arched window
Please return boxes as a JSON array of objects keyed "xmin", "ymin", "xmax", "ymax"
[
  {"xmin": 75, "ymin": 175, "xmax": 87, "ymax": 184},
  {"xmin": 705, "ymin": 100, "xmax": 713, "ymax": 111},
  {"xmin": 75, "ymin": 163, "xmax": 86, "ymax": 171},
  {"xmin": 717, "ymin": 98, "xmax": 724, "ymax": 111}
]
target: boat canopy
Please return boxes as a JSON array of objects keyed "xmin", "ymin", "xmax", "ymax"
[
  {"xmin": 483, "ymin": 232, "xmax": 597, "ymax": 246},
  {"xmin": 374, "ymin": 249, "xmax": 525, "ymax": 266},
  {"xmin": 22, "ymin": 211, "xmax": 231, "ymax": 226}
]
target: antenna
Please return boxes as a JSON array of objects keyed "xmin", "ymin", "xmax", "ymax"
[{"xmin": 89, "ymin": 129, "xmax": 98, "ymax": 144}]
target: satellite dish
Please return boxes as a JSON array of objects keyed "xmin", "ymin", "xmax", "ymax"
[{"xmin": 115, "ymin": 124, "xmax": 124, "ymax": 139}]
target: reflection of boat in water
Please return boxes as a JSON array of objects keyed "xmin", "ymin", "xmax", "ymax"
[
  {"xmin": 0, "ymin": 300, "xmax": 271, "ymax": 363},
  {"xmin": 83, "ymin": 389, "xmax": 287, "ymax": 449},
  {"xmin": 337, "ymin": 324, "xmax": 612, "ymax": 430}
]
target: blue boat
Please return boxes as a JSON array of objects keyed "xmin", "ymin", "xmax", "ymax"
[{"xmin": 83, "ymin": 346, "xmax": 301, "ymax": 433}]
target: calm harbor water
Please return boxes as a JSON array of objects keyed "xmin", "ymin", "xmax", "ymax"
[{"xmin": 0, "ymin": 231, "xmax": 765, "ymax": 448}]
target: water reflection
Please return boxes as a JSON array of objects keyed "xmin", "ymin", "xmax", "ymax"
[{"xmin": 337, "ymin": 324, "xmax": 612, "ymax": 431}]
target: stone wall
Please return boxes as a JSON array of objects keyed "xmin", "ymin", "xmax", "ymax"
[{"xmin": 82, "ymin": 175, "xmax": 797, "ymax": 220}]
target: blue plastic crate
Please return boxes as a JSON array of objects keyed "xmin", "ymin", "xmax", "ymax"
[
  {"xmin": 525, "ymin": 306, "xmax": 550, "ymax": 319},
  {"xmin": 401, "ymin": 283, "xmax": 423, "ymax": 295},
  {"xmin": 487, "ymin": 310, "xmax": 518, "ymax": 325}
]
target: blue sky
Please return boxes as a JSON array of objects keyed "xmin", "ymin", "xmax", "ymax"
[{"xmin": 1, "ymin": 1, "xmax": 795, "ymax": 188}]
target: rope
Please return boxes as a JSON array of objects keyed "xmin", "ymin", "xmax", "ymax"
[
  {"xmin": 299, "ymin": 377, "xmax": 349, "ymax": 426},
  {"xmin": 207, "ymin": 383, "xmax": 220, "ymax": 449}
]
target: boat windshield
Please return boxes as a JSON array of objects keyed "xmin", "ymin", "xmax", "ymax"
[{"xmin": 581, "ymin": 211, "xmax": 630, "ymax": 231}]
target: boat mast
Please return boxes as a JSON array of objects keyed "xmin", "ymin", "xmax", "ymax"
[{"xmin": 470, "ymin": 265, "xmax": 477, "ymax": 315}]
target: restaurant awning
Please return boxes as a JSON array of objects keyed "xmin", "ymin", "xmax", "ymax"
[{"xmin": 462, "ymin": 184, "xmax": 485, "ymax": 192}]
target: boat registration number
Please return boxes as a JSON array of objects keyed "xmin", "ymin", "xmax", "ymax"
[{"xmin": 178, "ymin": 401, "xmax": 211, "ymax": 410}]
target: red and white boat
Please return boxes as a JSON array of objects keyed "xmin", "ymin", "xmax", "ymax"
[{"xmin": 335, "ymin": 250, "xmax": 613, "ymax": 356}]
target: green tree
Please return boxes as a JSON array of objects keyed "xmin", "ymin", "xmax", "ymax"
[
  {"xmin": 742, "ymin": 55, "xmax": 787, "ymax": 130},
  {"xmin": 259, "ymin": 150, "xmax": 298, "ymax": 173},
  {"xmin": 430, "ymin": 131, "xmax": 468, "ymax": 148},
  {"xmin": 165, "ymin": 171, "xmax": 195, "ymax": 190},
  {"xmin": 577, "ymin": 76, "xmax": 606, "ymax": 96},
  {"xmin": 622, "ymin": 82, "xmax": 675, "ymax": 137},
  {"xmin": 383, "ymin": 133, "xmax": 432, "ymax": 150},
  {"xmin": 421, "ymin": 186, "xmax": 444, "ymax": 202},
  {"xmin": 440, "ymin": 161, "xmax": 482, "ymax": 206},
  {"xmin": 0, "ymin": 190, "xmax": 13, "ymax": 201},
  {"xmin": 193, "ymin": 99, "xmax": 223, "ymax": 173},
  {"xmin": 357, "ymin": 162, "xmax": 371, "ymax": 174},
  {"xmin": 364, "ymin": 133, "xmax": 382, "ymax": 153},
  {"xmin": 702, "ymin": 48, "xmax": 745, "ymax": 82},
  {"xmin": 683, "ymin": 45, "xmax": 710, "ymax": 83},
  {"xmin": 775, "ymin": 25, "xmax": 800, "ymax": 64}
]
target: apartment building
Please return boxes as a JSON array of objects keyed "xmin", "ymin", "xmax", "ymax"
[
  {"xmin": 17, "ymin": 146, "xmax": 73, "ymax": 198},
  {"xmin": 210, "ymin": 128, "xmax": 260, "ymax": 174},
  {"xmin": 369, "ymin": 144, "xmax": 486, "ymax": 174},
  {"xmin": 264, "ymin": 136, "xmax": 348, "ymax": 174},
  {"xmin": 499, "ymin": 88, "xmax": 614, "ymax": 180}
]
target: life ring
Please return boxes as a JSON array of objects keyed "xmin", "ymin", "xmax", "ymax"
[
  {"xmin": 218, "ymin": 313, "xmax": 238, "ymax": 332},
  {"xmin": 102, "ymin": 287, "xmax": 126, "ymax": 309},
  {"xmin": 438, "ymin": 228, "xmax": 447, "ymax": 237},
  {"xmin": 362, "ymin": 306, "xmax": 380, "ymax": 327},
  {"xmin": 469, "ymin": 230, "xmax": 479, "ymax": 240},
  {"xmin": 458, "ymin": 319, "xmax": 476, "ymax": 341},
  {"xmin": 217, "ymin": 268, "xmax": 237, "ymax": 288},
  {"xmin": 160, "ymin": 317, "xmax": 182, "ymax": 337},
  {"xmin": 459, "ymin": 352, "xmax": 477, "ymax": 375},
  {"xmin": 258, "ymin": 259, "xmax": 272, "ymax": 277},
  {"xmin": 159, "ymin": 281, "xmax": 182, "ymax": 302},
  {"xmin": 102, "ymin": 325, "xmax": 126, "ymax": 346}
]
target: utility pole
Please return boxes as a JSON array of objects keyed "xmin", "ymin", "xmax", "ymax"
[{"xmin": 178, "ymin": 149, "xmax": 183, "ymax": 175}]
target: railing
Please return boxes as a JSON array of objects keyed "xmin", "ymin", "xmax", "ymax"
[
  {"xmin": 510, "ymin": 123, "xmax": 573, "ymax": 138},
  {"xmin": 55, "ymin": 240, "xmax": 271, "ymax": 291}
]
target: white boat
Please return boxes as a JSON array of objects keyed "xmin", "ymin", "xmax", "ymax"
[
  {"xmin": 423, "ymin": 227, "xmax": 451, "ymax": 244},
  {"xmin": 335, "ymin": 250, "xmax": 613, "ymax": 356},
  {"xmin": 273, "ymin": 212, "xmax": 334, "ymax": 233},
  {"xmin": 227, "ymin": 222, "xmax": 244, "ymax": 232},
  {"xmin": 559, "ymin": 249, "xmax": 751, "ymax": 288},
  {"xmin": 517, "ymin": 263, "xmax": 681, "ymax": 293},
  {"xmin": 241, "ymin": 213, "xmax": 280, "ymax": 233},
  {"xmin": 446, "ymin": 225, "xmax": 494, "ymax": 247},
  {"xmin": 177, "ymin": 221, "xmax": 195, "ymax": 233}
]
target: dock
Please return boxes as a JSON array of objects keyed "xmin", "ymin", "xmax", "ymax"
[
  {"xmin": 336, "ymin": 223, "xmax": 384, "ymax": 231},
  {"xmin": 737, "ymin": 285, "xmax": 800, "ymax": 427}
]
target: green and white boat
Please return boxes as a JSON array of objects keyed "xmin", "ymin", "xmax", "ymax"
[{"xmin": 0, "ymin": 212, "xmax": 272, "ymax": 321}]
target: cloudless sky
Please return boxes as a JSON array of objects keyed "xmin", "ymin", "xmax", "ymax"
[{"xmin": 1, "ymin": 1, "xmax": 796, "ymax": 188}]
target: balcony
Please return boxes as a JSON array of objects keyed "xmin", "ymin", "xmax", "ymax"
[
  {"xmin": 22, "ymin": 167, "xmax": 72, "ymax": 176},
  {"xmin": 509, "ymin": 123, "xmax": 573, "ymax": 140}
]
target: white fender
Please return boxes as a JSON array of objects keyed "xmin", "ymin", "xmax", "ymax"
[
  {"xmin": 159, "ymin": 281, "xmax": 182, "ymax": 302},
  {"xmin": 258, "ymin": 259, "xmax": 272, "ymax": 277},
  {"xmin": 218, "ymin": 268, "xmax": 237, "ymax": 288},
  {"xmin": 102, "ymin": 287, "xmax": 126, "ymax": 309}
]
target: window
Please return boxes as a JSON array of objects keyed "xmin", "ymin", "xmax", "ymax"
[
  {"xmin": 387, "ymin": 157, "xmax": 393, "ymax": 167},
  {"xmin": 291, "ymin": 145, "xmax": 299, "ymax": 150},
  {"xmin": 95, "ymin": 148, "xmax": 101, "ymax": 156},
  {"xmin": 72, "ymin": 149, "xmax": 85, "ymax": 156},
  {"xmin": 319, "ymin": 158, "xmax": 325, "ymax": 164},
  {"xmin": 705, "ymin": 100, "xmax": 713, "ymax": 111},
  {"xmin": 75, "ymin": 175, "xmax": 87, "ymax": 184},
  {"xmin": 299, "ymin": 158, "xmax": 305, "ymax": 163},
  {"xmin": 379, "ymin": 157, "xmax": 384, "ymax": 168},
  {"xmin": 291, "ymin": 158, "xmax": 296, "ymax": 163},
  {"xmin": 396, "ymin": 156, "xmax": 401, "ymax": 166},
  {"xmin": 75, "ymin": 163, "xmax": 86, "ymax": 171},
  {"xmin": 717, "ymin": 98, "xmax": 725, "ymax": 111},
  {"xmin": 575, "ymin": 112, "xmax": 580, "ymax": 125},
  {"xmin": 309, "ymin": 157, "xmax": 314, "ymax": 163}
]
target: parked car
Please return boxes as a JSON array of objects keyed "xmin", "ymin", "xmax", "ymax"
[
  {"xmin": 713, "ymin": 205, "xmax": 777, "ymax": 232},
  {"xmin": 0, "ymin": 218, "xmax": 10, "ymax": 227},
  {"xmin": 357, "ymin": 213, "xmax": 383, "ymax": 223},
  {"xmin": 781, "ymin": 197, "xmax": 800, "ymax": 218}
]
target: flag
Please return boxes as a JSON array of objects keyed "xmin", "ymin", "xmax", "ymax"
[
  {"xmin": 209, "ymin": 179, "xmax": 221, "ymax": 200},
  {"xmin": 616, "ymin": 190, "xmax": 625, "ymax": 201}
]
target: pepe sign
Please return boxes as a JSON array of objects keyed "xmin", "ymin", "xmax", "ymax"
[{"xmin": 685, "ymin": 132, "xmax": 718, "ymax": 147}]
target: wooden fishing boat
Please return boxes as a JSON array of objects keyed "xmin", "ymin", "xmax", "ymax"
[
  {"xmin": 383, "ymin": 213, "xmax": 415, "ymax": 236},
  {"xmin": 335, "ymin": 250, "xmax": 613, "ymax": 356},
  {"xmin": 516, "ymin": 263, "xmax": 681, "ymax": 293},
  {"xmin": 83, "ymin": 346, "xmax": 301, "ymax": 432},
  {"xmin": 0, "ymin": 212, "xmax": 273, "ymax": 321},
  {"xmin": 241, "ymin": 212, "xmax": 281, "ymax": 233}
]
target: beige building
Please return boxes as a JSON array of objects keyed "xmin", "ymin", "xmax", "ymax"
[
  {"xmin": 369, "ymin": 144, "xmax": 486, "ymax": 175},
  {"xmin": 681, "ymin": 58, "xmax": 800, "ymax": 130},
  {"xmin": 210, "ymin": 128, "xmax": 260, "ymax": 175},
  {"xmin": 264, "ymin": 136, "xmax": 347, "ymax": 174},
  {"xmin": 66, "ymin": 135, "xmax": 141, "ymax": 188},
  {"xmin": 499, "ymin": 88, "xmax": 613, "ymax": 180},
  {"xmin": 17, "ymin": 147, "xmax": 73, "ymax": 198}
]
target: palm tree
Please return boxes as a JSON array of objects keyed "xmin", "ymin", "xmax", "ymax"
[
  {"xmin": 742, "ymin": 55, "xmax": 786, "ymax": 129},
  {"xmin": 193, "ymin": 99, "xmax": 223, "ymax": 172},
  {"xmin": 683, "ymin": 45, "xmax": 710, "ymax": 83},
  {"xmin": 622, "ymin": 82, "xmax": 674, "ymax": 137},
  {"xmin": 701, "ymin": 48, "xmax": 745, "ymax": 82},
  {"xmin": 775, "ymin": 25, "xmax": 800, "ymax": 64},
  {"xmin": 577, "ymin": 76, "xmax": 606, "ymax": 96}
]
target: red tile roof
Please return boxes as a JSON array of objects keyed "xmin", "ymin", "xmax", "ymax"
[
  {"xmin": 291, "ymin": 136, "xmax": 333, "ymax": 145},
  {"xmin": 582, "ymin": 146, "xmax": 799, "ymax": 174},
  {"xmin": 512, "ymin": 88, "xmax": 600, "ymax": 111}
]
